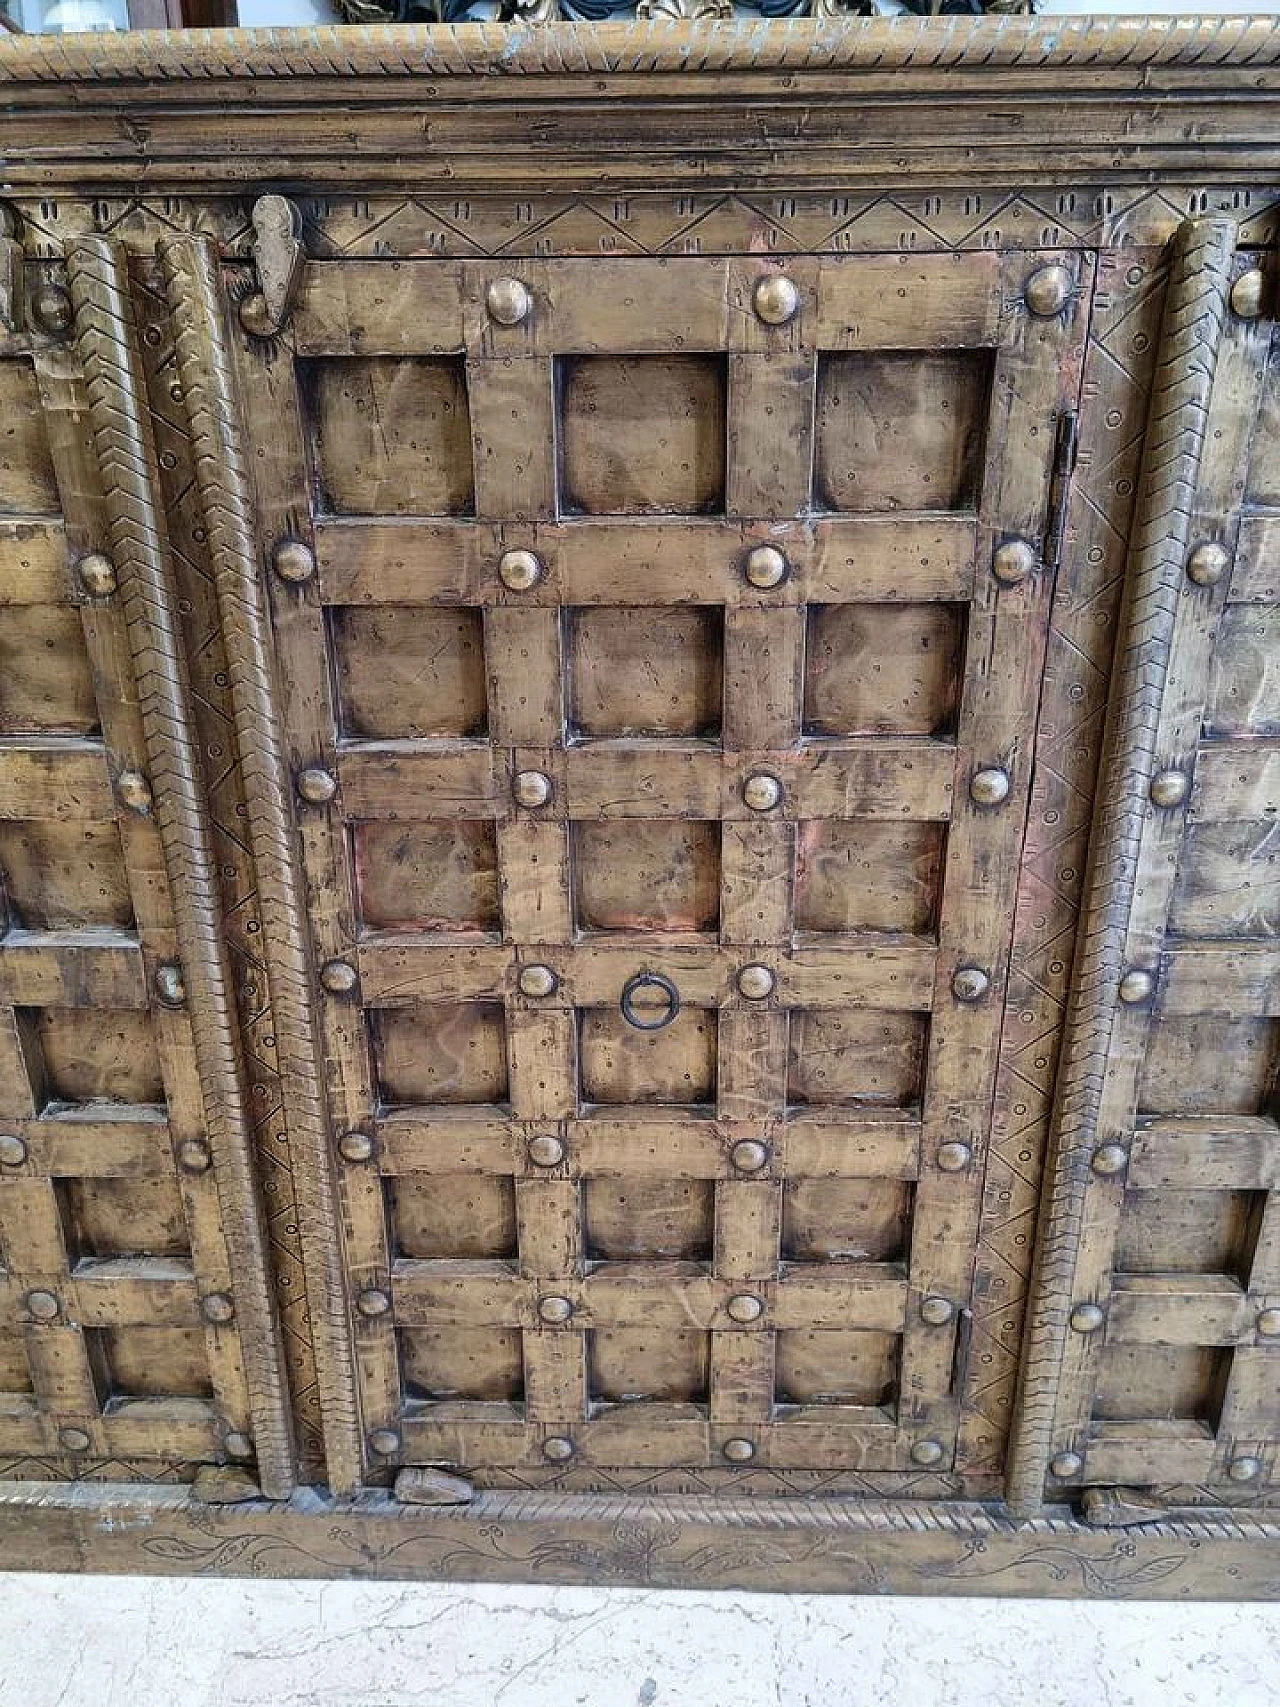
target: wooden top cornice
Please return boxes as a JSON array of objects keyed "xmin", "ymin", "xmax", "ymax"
[{"xmin": 3, "ymin": 16, "xmax": 1280, "ymax": 192}]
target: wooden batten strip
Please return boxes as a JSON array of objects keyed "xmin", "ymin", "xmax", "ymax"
[
  {"xmin": 0, "ymin": 517, "xmax": 68, "ymax": 605},
  {"xmin": 65, "ymin": 236, "xmax": 295, "ymax": 1499},
  {"xmin": 1006, "ymin": 218, "xmax": 1241, "ymax": 1518},
  {"xmin": 0, "ymin": 737, "xmax": 114, "ymax": 821},
  {"xmin": 158, "ymin": 235, "xmax": 364, "ymax": 1499}
]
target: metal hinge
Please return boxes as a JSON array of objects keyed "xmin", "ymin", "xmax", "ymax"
[
  {"xmin": 1078, "ymin": 1485, "xmax": 1205, "ymax": 1529},
  {"xmin": 1042, "ymin": 408, "xmax": 1079, "ymax": 570}
]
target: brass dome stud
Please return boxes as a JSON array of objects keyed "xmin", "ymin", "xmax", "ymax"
[
  {"xmin": 338, "ymin": 1130, "xmax": 375, "ymax": 1164},
  {"xmin": 910, "ymin": 1438, "xmax": 945, "ymax": 1467},
  {"xmin": 730, "ymin": 1139, "xmax": 769, "ymax": 1174},
  {"xmin": 936, "ymin": 1141, "xmax": 972, "ymax": 1174},
  {"xmin": 951, "ymin": 966, "xmax": 991, "ymax": 1003},
  {"xmin": 76, "ymin": 553, "xmax": 117, "ymax": 598},
  {"xmin": 1149, "ymin": 769, "xmax": 1191, "ymax": 810},
  {"xmin": 1069, "ymin": 1302, "xmax": 1106, "ymax": 1335},
  {"xmin": 223, "ymin": 1430, "xmax": 255, "ymax": 1460},
  {"xmin": 1050, "ymin": 1451, "xmax": 1084, "ymax": 1479},
  {"xmin": 737, "ymin": 963, "xmax": 776, "ymax": 1001},
  {"xmin": 1230, "ymin": 267, "xmax": 1266, "ymax": 321},
  {"xmin": 1090, "ymin": 1143, "xmax": 1129, "ymax": 1178},
  {"xmin": 518, "ymin": 964, "xmax": 558, "ymax": 999},
  {"xmin": 1255, "ymin": 1309, "xmax": 1280, "ymax": 1338},
  {"xmin": 722, "ymin": 1437, "xmax": 756, "ymax": 1463},
  {"xmin": 24, "ymin": 1289, "xmax": 60, "ymax": 1322},
  {"xmin": 59, "ymin": 1427, "xmax": 92, "ymax": 1453},
  {"xmin": 527, "ymin": 1133, "xmax": 566, "ymax": 1168},
  {"xmin": 0, "ymin": 1134, "xmax": 28, "ymax": 1168},
  {"xmin": 1186, "ymin": 542, "xmax": 1230, "ymax": 588},
  {"xmin": 512, "ymin": 770, "xmax": 552, "ymax": 810},
  {"xmin": 237, "ymin": 293, "xmax": 274, "ymax": 338},
  {"xmin": 357, "ymin": 1287, "xmax": 392, "ymax": 1318},
  {"xmin": 1024, "ymin": 263, "xmax": 1074, "ymax": 318},
  {"xmin": 320, "ymin": 959, "xmax": 359, "ymax": 996},
  {"xmin": 273, "ymin": 539, "xmax": 316, "ymax": 585},
  {"xmin": 743, "ymin": 545, "xmax": 789, "ymax": 590},
  {"xmin": 200, "ymin": 1293, "xmax": 236, "ymax": 1325},
  {"xmin": 296, "ymin": 765, "xmax": 338, "ymax": 806},
  {"xmin": 920, "ymin": 1296, "xmax": 955, "ymax": 1327},
  {"xmin": 742, "ymin": 772, "xmax": 783, "ymax": 813},
  {"xmin": 992, "ymin": 538, "xmax": 1036, "ymax": 588},
  {"xmin": 726, "ymin": 1293, "xmax": 765, "ymax": 1324},
  {"xmin": 538, "ymin": 1294, "xmax": 574, "ymax": 1325},
  {"xmin": 153, "ymin": 963, "xmax": 186, "ymax": 1008},
  {"xmin": 498, "ymin": 548, "xmax": 544, "ymax": 592},
  {"xmin": 542, "ymin": 1435, "xmax": 575, "ymax": 1462},
  {"xmin": 486, "ymin": 277, "xmax": 532, "ymax": 327},
  {"xmin": 969, "ymin": 767, "xmax": 1011, "ymax": 808},
  {"xmin": 1227, "ymin": 1455, "xmax": 1262, "ymax": 1483},
  {"xmin": 176, "ymin": 1138, "xmax": 213, "ymax": 1174},
  {"xmin": 1118, "ymin": 968, "xmax": 1155, "ymax": 1006},
  {"xmin": 367, "ymin": 1428, "xmax": 401, "ymax": 1457},
  {"xmin": 753, "ymin": 275, "xmax": 800, "ymax": 326},
  {"xmin": 115, "ymin": 770, "xmax": 153, "ymax": 816}
]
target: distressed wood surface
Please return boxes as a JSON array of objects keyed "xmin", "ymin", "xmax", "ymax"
[{"xmin": 2, "ymin": 21, "xmax": 1280, "ymax": 1592}]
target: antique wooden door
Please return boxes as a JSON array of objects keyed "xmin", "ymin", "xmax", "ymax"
[{"xmin": 226, "ymin": 249, "xmax": 1093, "ymax": 1492}]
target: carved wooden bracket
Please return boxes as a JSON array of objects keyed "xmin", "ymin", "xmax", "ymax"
[{"xmin": 240, "ymin": 194, "xmax": 305, "ymax": 338}]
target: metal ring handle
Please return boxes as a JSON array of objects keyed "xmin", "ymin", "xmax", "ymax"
[{"xmin": 620, "ymin": 970, "xmax": 681, "ymax": 1033}]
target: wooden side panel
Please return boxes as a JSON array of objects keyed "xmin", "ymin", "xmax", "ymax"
[{"xmin": 1010, "ymin": 224, "xmax": 1280, "ymax": 1509}]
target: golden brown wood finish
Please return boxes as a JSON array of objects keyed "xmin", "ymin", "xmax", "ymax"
[{"xmin": 2, "ymin": 18, "xmax": 1280, "ymax": 1594}]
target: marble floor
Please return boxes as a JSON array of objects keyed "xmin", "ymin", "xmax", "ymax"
[{"xmin": 1, "ymin": 1574, "xmax": 1278, "ymax": 1706}]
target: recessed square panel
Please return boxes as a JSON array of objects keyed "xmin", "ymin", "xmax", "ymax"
[
  {"xmin": 59, "ymin": 1176, "xmax": 189, "ymax": 1260},
  {"xmin": 1169, "ymin": 822, "xmax": 1280, "ymax": 940},
  {"xmin": 373, "ymin": 1003, "xmax": 509, "ymax": 1106},
  {"xmin": 0, "ymin": 362, "xmax": 60, "ymax": 514},
  {"xmin": 1138, "ymin": 1017, "xmax": 1278, "ymax": 1115},
  {"xmin": 0, "ymin": 821, "xmax": 133, "ymax": 931},
  {"xmin": 814, "ymin": 351, "xmax": 990, "ymax": 512},
  {"xmin": 574, "ymin": 822, "xmax": 720, "ymax": 934},
  {"xmin": 30, "ymin": 1009, "xmax": 164, "ymax": 1105},
  {"xmin": 579, "ymin": 1007, "xmax": 716, "ymax": 1105},
  {"xmin": 1116, "ymin": 1189, "xmax": 1261, "ymax": 1283},
  {"xmin": 0, "ymin": 1333, "xmax": 32, "ymax": 1394},
  {"xmin": 1093, "ymin": 1344, "xmax": 1229, "ymax": 1426},
  {"xmin": 795, "ymin": 821, "xmax": 943, "ymax": 936},
  {"xmin": 781, "ymin": 1177, "xmax": 912, "ymax": 1263},
  {"xmin": 332, "ymin": 607, "xmax": 487, "ymax": 739},
  {"xmin": 569, "ymin": 607, "xmax": 723, "ymax": 738},
  {"xmin": 558, "ymin": 355, "xmax": 726, "ymax": 516},
  {"xmin": 301, "ymin": 356, "xmax": 474, "ymax": 516},
  {"xmin": 388, "ymin": 1174, "xmax": 517, "ymax": 1260},
  {"xmin": 588, "ymin": 1327, "xmax": 709, "ymax": 1404},
  {"xmin": 95, "ymin": 1327, "xmax": 212, "ymax": 1399},
  {"xmin": 788, "ymin": 1011, "xmax": 927, "ymax": 1108},
  {"xmin": 583, "ymin": 1178, "xmax": 714, "ymax": 1262},
  {"xmin": 401, "ymin": 1325, "xmax": 524, "ymax": 1403},
  {"xmin": 1204, "ymin": 608, "xmax": 1280, "ymax": 738},
  {"xmin": 0, "ymin": 607, "xmax": 99, "ymax": 736},
  {"xmin": 804, "ymin": 604, "xmax": 964, "ymax": 738},
  {"xmin": 354, "ymin": 820, "xmax": 499, "ymax": 932},
  {"xmin": 775, "ymin": 1329, "xmax": 899, "ymax": 1407}
]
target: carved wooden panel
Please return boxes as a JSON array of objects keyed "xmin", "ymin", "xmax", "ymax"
[
  {"xmin": 0, "ymin": 256, "xmax": 293, "ymax": 1494},
  {"xmin": 1009, "ymin": 223, "xmax": 1280, "ymax": 1511},
  {"xmin": 229, "ymin": 251, "xmax": 1090, "ymax": 1486}
]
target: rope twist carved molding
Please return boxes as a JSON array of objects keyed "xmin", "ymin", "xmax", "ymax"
[
  {"xmin": 2, "ymin": 17, "xmax": 1280, "ymax": 81},
  {"xmin": 66, "ymin": 235, "xmax": 296, "ymax": 1501},
  {"xmin": 1005, "ymin": 214, "xmax": 1238, "ymax": 1521},
  {"xmin": 157, "ymin": 234, "xmax": 365, "ymax": 1497}
]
